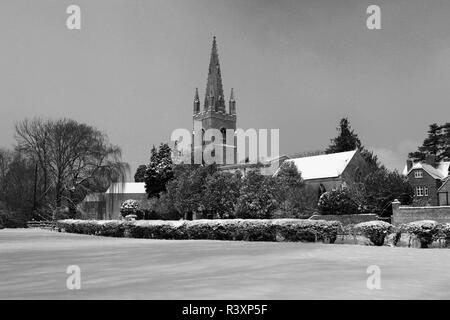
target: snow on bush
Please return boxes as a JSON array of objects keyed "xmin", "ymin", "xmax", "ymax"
[
  {"xmin": 438, "ymin": 223, "xmax": 450, "ymax": 246},
  {"xmin": 56, "ymin": 219, "xmax": 342, "ymax": 244},
  {"xmin": 120, "ymin": 199, "xmax": 141, "ymax": 219},
  {"xmin": 400, "ymin": 220, "xmax": 440, "ymax": 248},
  {"xmin": 57, "ymin": 219, "xmax": 126, "ymax": 237},
  {"xmin": 353, "ymin": 221, "xmax": 395, "ymax": 246}
]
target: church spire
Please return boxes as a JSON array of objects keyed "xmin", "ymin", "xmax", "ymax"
[{"xmin": 204, "ymin": 36, "xmax": 225, "ymax": 112}]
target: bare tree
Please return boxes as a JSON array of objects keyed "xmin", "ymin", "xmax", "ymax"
[
  {"xmin": 15, "ymin": 118, "xmax": 130, "ymax": 217},
  {"xmin": 0, "ymin": 148, "xmax": 13, "ymax": 203}
]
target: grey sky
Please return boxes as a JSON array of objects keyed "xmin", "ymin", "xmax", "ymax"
[{"xmin": 1, "ymin": 0, "xmax": 450, "ymax": 178}]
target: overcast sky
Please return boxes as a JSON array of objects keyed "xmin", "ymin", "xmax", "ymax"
[{"xmin": 1, "ymin": 0, "xmax": 450, "ymax": 178}]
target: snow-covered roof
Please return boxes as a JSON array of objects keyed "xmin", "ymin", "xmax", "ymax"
[
  {"xmin": 105, "ymin": 182, "xmax": 146, "ymax": 194},
  {"xmin": 403, "ymin": 161, "xmax": 450, "ymax": 180},
  {"xmin": 277, "ymin": 150, "xmax": 357, "ymax": 180}
]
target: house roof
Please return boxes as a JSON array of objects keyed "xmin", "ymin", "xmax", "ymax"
[
  {"xmin": 276, "ymin": 150, "xmax": 358, "ymax": 180},
  {"xmin": 438, "ymin": 176, "xmax": 450, "ymax": 192},
  {"xmin": 105, "ymin": 182, "xmax": 146, "ymax": 194},
  {"xmin": 404, "ymin": 161, "xmax": 450, "ymax": 180}
]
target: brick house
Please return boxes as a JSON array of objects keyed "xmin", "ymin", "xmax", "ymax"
[
  {"xmin": 403, "ymin": 156, "xmax": 450, "ymax": 206},
  {"xmin": 438, "ymin": 177, "xmax": 450, "ymax": 206}
]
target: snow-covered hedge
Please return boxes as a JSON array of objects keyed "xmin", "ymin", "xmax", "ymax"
[
  {"xmin": 57, "ymin": 219, "xmax": 342, "ymax": 243},
  {"xmin": 57, "ymin": 220, "xmax": 127, "ymax": 237},
  {"xmin": 353, "ymin": 221, "xmax": 395, "ymax": 246},
  {"xmin": 438, "ymin": 223, "xmax": 450, "ymax": 246},
  {"xmin": 399, "ymin": 220, "xmax": 440, "ymax": 248}
]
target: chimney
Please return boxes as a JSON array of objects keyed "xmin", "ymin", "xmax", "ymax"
[
  {"xmin": 406, "ymin": 159, "xmax": 413, "ymax": 172},
  {"xmin": 425, "ymin": 154, "xmax": 437, "ymax": 167}
]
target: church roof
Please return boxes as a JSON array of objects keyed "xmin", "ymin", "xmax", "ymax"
[
  {"xmin": 105, "ymin": 182, "xmax": 146, "ymax": 194},
  {"xmin": 277, "ymin": 150, "xmax": 358, "ymax": 180}
]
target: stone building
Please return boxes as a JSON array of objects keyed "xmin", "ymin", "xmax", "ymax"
[
  {"xmin": 277, "ymin": 150, "xmax": 370, "ymax": 198},
  {"xmin": 192, "ymin": 36, "xmax": 237, "ymax": 165}
]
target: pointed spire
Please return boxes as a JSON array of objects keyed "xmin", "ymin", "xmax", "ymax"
[
  {"xmin": 229, "ymin": 88, "xmax": 236, "ymax": 114},
  {"xmin": 194, "ymin": 87, "xmax": 199, "ymax": 100},
  {"xmin": 204, "ymin": 36, "xmax": 225, "ymax": 112},
  {"xmin": 193, "ymin": 88, "xmax": 200, "ymax": 114}
]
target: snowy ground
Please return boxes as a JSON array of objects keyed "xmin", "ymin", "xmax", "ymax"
[{"xmin": 1, "ymin": 228, "xmax": 450, "ymax": 299}]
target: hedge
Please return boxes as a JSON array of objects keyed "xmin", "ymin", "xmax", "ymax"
[
  {"xmin": 399, "ymin": 220, "xmax": 441, "ymax": 248},
  {"xmin": 57, "ymin": 220, "xmax": 127, "ymax": 237},
  {"xmin": 57, "ymin": 219, "xmax": 343, "ymax": 243},
  {"xmin": 353, "ymin": 221, "xmax": 395, "ymax": 246}
]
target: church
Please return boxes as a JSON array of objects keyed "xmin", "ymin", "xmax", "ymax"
[
  {"xmin": 80, "ymin": 37, "xmax": 369, "ymax": 219},
  {"xmin": 191, "ymin": 36, "xmax": 237, "ymax": 166},
  {"xmin": 189, "ymin": 36, "xmax": 285, "ymax": 174}
]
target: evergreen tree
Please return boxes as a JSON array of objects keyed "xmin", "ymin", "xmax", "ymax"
[
  {"xmin": 326, "ymin": 117, "xmax": 382, "ymax": 171},
  {"xmin": 326, "ymin": 118, "xmax": 362, "ymax": 154},
  {"xmin": 409, "ymin": 123, "xmax": 443, "ymax": 161},
  {"xmin": 134, "ymin": 165, "xmax": 147, "ymax": 182},
  {"xmin": 144, "ymin": 143, "xmax": 174, "ymax": 198},
  {"xmin": 441, "ymin": 122, "xmax": 450, "ymax": 160}
]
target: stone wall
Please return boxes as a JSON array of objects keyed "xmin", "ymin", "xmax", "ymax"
[
  {"xmin": 392, "ymin": 199, "xmax": 450, "ymax": 224},
  {"xmin": 309, "ymin": 213, "xmax": 379, "ymax": 225}
]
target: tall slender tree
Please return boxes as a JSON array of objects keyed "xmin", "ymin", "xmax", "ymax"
[
  {"xmin": 409, "ymin": 123, "xmax": 444, "ymax": 161},
  {"xmin": 327, "ymin": 117, "xmax": 382, "ymax": 171},
  {"xmin": 326, "ymin": 118, "xmax": 362, "ymax": 154},
  {"xmin": 144, "ymin": 143, "xmax": 174, "ymax": 198}
]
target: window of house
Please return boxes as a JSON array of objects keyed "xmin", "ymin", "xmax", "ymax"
[
  {"xmin": 416, "ymin": 186, "xmax": 424, "ymax": 196},
  {"xmin": 414, "ymin": 170, "xmax": 423, "ymax": 179},
  {"xmin": 424, "ymin": 186, "xmax": 429, "ymax": 197}
]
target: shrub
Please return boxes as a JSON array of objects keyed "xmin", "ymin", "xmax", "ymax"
[
  {"xmin": 120, "ymin": 200, "xmax": 142, "ymax": 219},
  {"xmin": 235, "ymin": 171, "xmax": 279, "ymax": 219},
  {"xmin": 438, "ymin": 223, "xmax": 450, "ymax": 247},
  {"xmin": 318, "ymin": 189, "xmax": 359, "ymax": 215},
  {"xmin": 58, "ymin": 219, "xmax": 342, "ymax": 243},
  {"xmin": 57, "ymin": 219, "xmax": 127, "ymax": 237},
  {"xmin": 152, "ymin": 193, "xmax": 181, "ymax": 220},
  {"xmin": 400, "ymin": 220, "xmax": 440, "ymax": 248},
  {"xmin": 353, "ymin": 221, "xmax": 395, "ymax": 246}
]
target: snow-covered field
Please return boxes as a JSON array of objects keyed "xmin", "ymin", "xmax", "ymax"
[{"xmin": 1, "ymin": 228, "xmax": 450, "ymax": 299}]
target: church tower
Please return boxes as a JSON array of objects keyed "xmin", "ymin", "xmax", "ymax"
[{"xmin": 193, "ymin": 37, "xmax": 237, "ymax": 164}]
